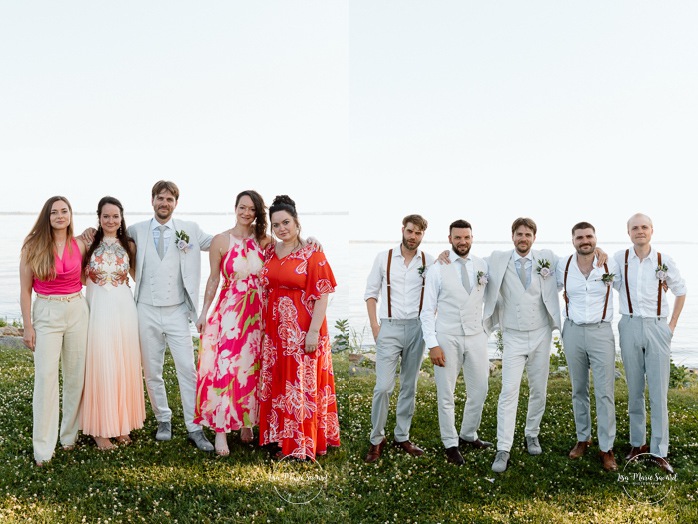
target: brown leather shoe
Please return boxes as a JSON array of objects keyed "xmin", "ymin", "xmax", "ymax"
[
  {"xmin": 393, "ymin": 439, "xmax": 424, "ymax": 457},
  {"xmin": 625, "ymin": 444, "xmax": 649, "ymax": 461},
  {"xmin": 459, "ymin": 438, "xmax": 493, "ymax": 450},
  {"xmin": 445, "ymin": 446, "xmax": 465, "ymax": 465},
  {"xmin": 599, "ymin": 450, "xmax": 618, "ymax": 471},
  {"xmin": 568, "ymin": 440, "xmax": 592, "ymax": 459},
  {"xmin": 655, "ymin": 456, "xmax": 675, "ymax": 475},
  {"xmin": 364, "ymin": 438, "xmax": 387, "ymax": 463}
]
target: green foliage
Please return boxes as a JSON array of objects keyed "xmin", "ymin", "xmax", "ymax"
[
  {"xmin": 332, "ymin": 319, "xmax": 365, "ymax": 354},
  {"xmin": 494, "ymin": 329, "xmax": 504, "ymax": 357},
  {"xmin": 0, "ymin": 318, "xmax": 22, "ymax": 329},
  {"xmin": 1, "ymin": 339, "xmax": 698, "ymax": 523},
  {"xmin": 669, "ymin": 361, "xmax": 693, "ymax": 389}
]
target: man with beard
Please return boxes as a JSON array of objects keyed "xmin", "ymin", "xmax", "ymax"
[
  {"xmin": 128, "ymin": 180, "xmax": 214, "ymax": 451},
  {"xmin": 420, "ymin": 220, "xmax": 492, "ymax": 465},
  {"xmin": 556, "ymin": 222, "xmax": 620, "ymax": 472},
  {"xmin": 363, "ymin": 214, "xmax": 434, "ymax": 463},
  {"xmin": 483, "ymin": 217, "xmax": 562, "ymax": 473},
  {"xmin": 613, "ymin": 213, "xmax": 686, "ymax": 474}
]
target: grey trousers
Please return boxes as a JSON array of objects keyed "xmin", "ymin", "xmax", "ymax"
[
  {"xmin": 618, "ymin": 315, "xmax": 672, "ymax": 457},
  {"xmin": 562, "ymin": 319, "xmax": 616, "ymax": 452},
  {"xmin": 369, "ymin": 319, "xmax": 424, "ymax": 445}
]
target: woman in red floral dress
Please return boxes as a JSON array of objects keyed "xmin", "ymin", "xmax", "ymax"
[{"xmin": 258, "ymin": 195, "xmax": 340, "ymax": 460}]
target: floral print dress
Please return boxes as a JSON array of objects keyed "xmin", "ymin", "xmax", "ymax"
[
  {"xmin": 195, "ymin": 235, "xmax": 264, "ymax": 431},
  {"xmin": 258, "ymin": 244, "xmax": 340, "ymax": 459}
]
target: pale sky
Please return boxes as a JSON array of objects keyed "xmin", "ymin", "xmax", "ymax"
[{"xmin": 2, "ymin": 1, "xmax": 697, "ymax": 242}]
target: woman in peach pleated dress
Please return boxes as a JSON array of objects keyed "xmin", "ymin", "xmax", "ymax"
[{"xmin": 81, "ymin": 196, "xmax": 146, "ymax": 450}]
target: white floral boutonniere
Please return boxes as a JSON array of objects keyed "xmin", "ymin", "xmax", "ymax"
[
  {"xmin": 175, "ymin": 229, "xmax": 193, "ymax": 254},
  {"xmin": 655, "ymin": 263, "xmax": 668, "ymax": 282},
  {"xmin": 536, "ymin": 259, "xmax": 552, "ymax": 279},
  {"xmin": 477, "ymin": 270, "xmax": 489, "ymax": 287},
  {"xmin": 601, "ymin": 273, "xmax": 615, "ymax": 287},
  {"xmin": 418, "ymin": 265, "xmax": 427, "ymax": 278}
]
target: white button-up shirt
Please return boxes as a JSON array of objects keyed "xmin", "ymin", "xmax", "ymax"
[
  {"xmin": 613, "ymin": 247, "xmax": 687, "ymax": 318},
  {"xmin": 151, "ymin": 218, "xmax": 174, "ymax": 256},
  {"xmin": 556, "ymin": 254, "xmax": 620, "ymax": 324},
  {"xmin": 514, "ymin": 253, "xmax": 532, "ymax": 288},
  {"xmin": 364, "ymin": 244, "xmax": 434, "ymax": 320}
]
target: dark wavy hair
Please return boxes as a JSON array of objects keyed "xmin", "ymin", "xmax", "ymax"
[
  {"xmin": 236, "ymin": 190, "xmax": 268, "ymax": 244},
  {"xmin": 82, "ymin": 196, "xmax": 136, "ymax": 270}
]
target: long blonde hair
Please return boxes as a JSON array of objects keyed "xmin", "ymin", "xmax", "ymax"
[{"xmin": 21, "ymin": 196, "xmax": 75, "ymax": 281}]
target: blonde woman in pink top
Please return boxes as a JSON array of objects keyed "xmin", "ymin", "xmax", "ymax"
[{"xmin": 20, "ymin": 196, "xmax": 89, "ymax": 466}]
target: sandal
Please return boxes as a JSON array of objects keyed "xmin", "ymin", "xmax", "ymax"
[
  {"xmin": 116, "ymin": 435, "xmax": 132, "ymax": 445},
  {"xmin": 215, "ymin": 432, "xmax": 230, "ymax": 457},
  {"xmin": 240, "ymin": 427, "xmax": 254, "ymax": 444},
  {"xmin": 94, "ymin": 436, "xmax": 116, "ymax": 451}
]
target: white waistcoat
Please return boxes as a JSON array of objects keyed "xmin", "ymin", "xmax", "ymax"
[
  {"xmin": 498, "ymin": 260, "xmax": 550, "ymax": 331},
  {"xmin": 137, "ymin": 232, "xmax": 186, "ymax": 307},
  {"xmin": 435, "ymin": 259, "xmax": 486, "ymax": 336}
]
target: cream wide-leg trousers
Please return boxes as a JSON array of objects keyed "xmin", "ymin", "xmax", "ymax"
[{"xmin": 32, "ymin": 293, "xmax": 88, "ymax": 463}]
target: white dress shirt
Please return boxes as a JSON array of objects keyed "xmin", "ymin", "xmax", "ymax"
[
  {"xmin": 420, "ymin": 251, "xmax": 475, "ymax": 348},
  {"xmin": 151, "ymin": 218, "xmax": 174, "ymax": 256},
  {"xmin": 514, "ymin": 253, "xmax": 532, "ymax": 288},
  {"xmin": 556, "ymin": 255, "xmax": 620, "ymax": 324},
  {"xmin": 613, "ymin": 247, "xmax": 687, "ymax": 318},
  {"xmin": 364, "ymin": 244, "xmax": 434, "ymax": 320}
]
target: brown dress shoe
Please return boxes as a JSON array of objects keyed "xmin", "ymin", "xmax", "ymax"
[
  {"xmin": 625, "ymin": 444, "xmax": 649, "ymax": 461},
  {"xmin": 364, "ymin": 438, "xmax": 387, "ymax": 463},
  {"xmin": 445, "ymin": 446, "xmax": 465, "ymax": 465},
  {"xmin": 599, "ymin": 450, "xmax": 618, "ymax": 471},
  {"xmin": 568, "ymin": 440, "xmax": 592, "ymax": 459},
  {"xmin": 459, "ymin": 438, "xmax": 493, "ymax": 449},
  {"xmin": 655, "ymin": 457, "xmax": 675, "ymax": 475},
  {"xmin": 393, "ymin": 439, "xmax": 424, "ymax": 457}
]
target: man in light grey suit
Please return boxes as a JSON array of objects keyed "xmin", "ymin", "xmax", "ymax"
[
  {"xmin": 421, "ymin": 220, "xmax": 492, "ymax": 466},
  {"xmin": 484, "ymin": 217, "xmax": 561, "ymax": 473},
  {"xmin": 128, "ymin": 180, "xmax": 214, "ymax": 452}
]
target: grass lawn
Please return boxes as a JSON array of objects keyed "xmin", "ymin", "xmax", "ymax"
[{"xmin": 1, "ymin": 343, "xmax": 696, "ymax": 523}]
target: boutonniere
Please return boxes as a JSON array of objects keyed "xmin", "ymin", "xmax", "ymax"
[
  {"xmin": 536, "ymin": 259, "xmax": 552, "ymax": 279},
  {"xmin": 477, "ymin": 271, "xmax": 489, "ymax": 287},
  {"xmin": 655, "ymin": 263, "xmax": 668, "ymax": 282},
  {"xmin": 601, "ymin": 273, "xmax": 615, "ymax": 287},
  {"xmin": 418, "ymin": 265, "xmax": 427, "ymax": 277},
  {"xmin": 175, "ymin": 229, "xmax": 193, "ymax": 254}
]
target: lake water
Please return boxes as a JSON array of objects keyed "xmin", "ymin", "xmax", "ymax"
[{"xmin": 2, "ymin": 213, "xmax": 696, "ymax": 367}]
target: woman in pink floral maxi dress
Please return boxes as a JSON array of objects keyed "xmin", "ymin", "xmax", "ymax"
[{"xmin": 194, "ymin": 190, "xmax": 271, "ymax": 456}]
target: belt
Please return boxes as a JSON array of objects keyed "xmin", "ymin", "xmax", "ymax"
[
  {"xmin": 382, "ymin": 318, "xmax": 420, "ymax": 324},
  {"xmin": 36, "ymin": 291, "xmax": 83, "ymax": 302}
]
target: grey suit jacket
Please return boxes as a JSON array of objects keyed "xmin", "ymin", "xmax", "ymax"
[
  {"xmin": 483, "ymin": 248, "xmax": 561, "ymax": 335},
  {"xmin": 128, "ymin": 218, "xmax": 213, "ymax": 320}
]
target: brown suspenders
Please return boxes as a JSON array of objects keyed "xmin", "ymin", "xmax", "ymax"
[
  {"xmin": 563, "ymin": 255, "xmax": 610, "ymax": 321},
  {"xmin": 386, "ymin": 249, "xmax": 426, "ymax": 319},
  {"xmin": 624, "ymin": 249, "xmax": 663, "ymax": 318}
]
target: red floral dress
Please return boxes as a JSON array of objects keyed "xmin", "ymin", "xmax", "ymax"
[{"xmin": 258, "ymin": 244, "xmax": 340, "ymax": 459}]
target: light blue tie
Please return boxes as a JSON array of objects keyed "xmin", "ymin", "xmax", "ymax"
[
  {"xmin": 459, "ymin": 258, "xmax": 471, "ymax": 293},
  {"xmin": 157, "ymin": 225, "xmax": 167, "ymax": 259},
  {"xmin": 518, "ymin": 259, "xmax": 527, "ymax": 288}
]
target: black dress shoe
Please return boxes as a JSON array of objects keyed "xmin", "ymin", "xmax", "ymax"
[
  {"xmin": 445, "ymin": 446, "xmax": 465, "ymax": 465},
  {"xmin": 459, "ymin": 437, "xmax": 493, "ymax": 449}
]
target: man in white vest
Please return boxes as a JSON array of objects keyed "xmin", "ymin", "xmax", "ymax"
[
  {"xmin": 613, "ymin": 213, "xmax": 686, "ymax": 475},
  {"xmin": 483, "ymin": 217, "xmax": 562, "ymax": 473},
  {"xmin": 128, "ymin": 180, "xmax": 214, "ymax": 452},
  {"xmin": 556, "ymin": 222, "xmax": 620, "ymax": 472},
  {"xmin": 363, "ymin": 214, "xmax": 434, "ymax": 463},
  {"xmin": 420, "ymin": 220, "xmax": 492, "ymax": 465}
]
